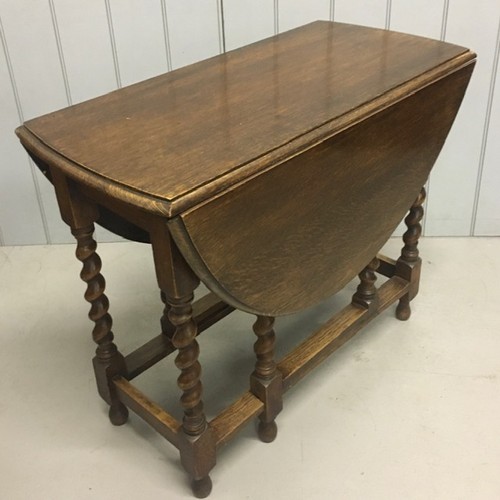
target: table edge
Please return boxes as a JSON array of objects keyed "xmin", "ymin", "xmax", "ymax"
[{"xmin": 16, "ymin": 50, "xmax": 476, "ymax": 219}]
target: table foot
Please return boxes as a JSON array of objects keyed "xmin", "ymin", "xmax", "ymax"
[
  {"xmin": 396, "ymin": 295, "xmax": 411, "ymax": 321},
  {"xmin": 258, "ymin": 420, "xmax": 278, "ymax": 443},
  {"xmin": 108, "ymin": 401, "xmax": 129, "ymax": 426},
  {"xmin": 191, "ymin": 475, "xmax": 212, "ymax": 498}
]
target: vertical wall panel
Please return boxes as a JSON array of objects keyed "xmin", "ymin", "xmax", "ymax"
[
  {"xmin": 165, "ymin": 0, "xmax": 221, "ymax": 69},
  {"xmin": 0, "ymin": 26, "xmax": 46, "ymax": 245},
  {"xmin": 334, "ymin": 0, "xmax": 387, "ymax": 29},
  {"xmin": 52, "ymin": 0, "xmax": 117, "ymax": 103},
  {"xmin": 278, "ymin": 0, "xmax": 331, "ymax": 32},
  {"xmin": 109, "ymin": 0, "xmax": 168, "ymax": 86},
  {"xmin": 387, "ymin": 0, "xmax": 446, "ymax": 237},
  {"xmin": 425, "ymin": 0, "xmax": 500, "ymax": 235},
  {"xmin": 0, "ymin": 1, "xmax": 74, "ymax": 243},
  {"xmin": 474, "ymin": 21, "xmax": 500, "ymax": 235},
  {"xmin": 223, "ymin": 0, "xmax": 274, "ymax": 51},
  {"xmin": 0, "ymin": 3, "xmax": 67, "ymax": 119},
  {"xmin": 0, "ymin": 1, "xmax": 499, "ymax": 244},
  {"xmin": 46, "ymin": 1, "xmax": 136, "ymax": 242},
  {"xmin": 390, "ymin": 0, "xmax": 445, "ymax": 38}
]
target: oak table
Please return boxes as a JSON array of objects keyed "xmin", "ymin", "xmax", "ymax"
[{"xmin": 16, "ymin": 22, "xmax": 475, "ymax": 498}]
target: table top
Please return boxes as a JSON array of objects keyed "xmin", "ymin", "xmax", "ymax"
[{"xmin": 19, "ymin": 21, "xmax": 473, "ymax": 217}]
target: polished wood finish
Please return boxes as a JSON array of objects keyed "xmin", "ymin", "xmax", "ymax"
[
  {"xmin": 170, "ymin": 62, "xmax": 474, "ymax": 315},
  {"xmin": 15, "ymin": 21, "xmax": 475, "ymax": 498},
  {"xmin": 209, "ymin": 392, "xmax": 264, "ymax": 448},
  {"xmin": 72, "ymin": 223, "xmax": 129, "ymax": 426},
  {"xmin": 50, "ymin": 168, "xmax": 129, "ymax": 425},
  {"xmin": 125, "ymin": 292, "xmax": 234, "ymax": 380},
  {"xmin": 401, "ymin": 187, "xmax": 426, "ymax": 263},
  {"xmin": 250, "ymin": 316, "xmax": 283, "ymax": 442},
  {"xmin": 160, "ymin": 291, "xmax": 172, "ymax": 339},
  {"xmin": 168, "ymin": 291, "xmax": 206, "ymax": 436},
  {"xmin": 114, "ymin": 377, "xmax": 181, "ymax": 447},
  {"xmin": 352, "ymin": 257, "xmax": 380, "ymax": 309},
  {"xmin": 376, "ymin": 254, "xmax": 398, "ymax": 279},
  {"xmin": 279, "ymin": 275, "xmax": 410, "ymax": 390},
  {"xmin": 252, "ymin": 316, "xmax": 278, "ymax": 380},
  {"xmin": 150, "ymin": 226, "xmax": 207, "ymax": 435},
  {"xmin": 18, "ymin": 22, "xmax": 472, "ymax": 219},
  {"xmin": 149, "ymin": 224, "xmax": 216, "ymax": 495},
  {"xmin": 396, "ymin": 187, "xmax": 427, "ymax": 321}
]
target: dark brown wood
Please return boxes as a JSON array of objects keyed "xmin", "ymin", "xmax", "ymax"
[
  {"xmin": 210, "ymin": 392, "xmax": 264, "ymax": 448},
  {"xmin": 113, "ymin": 377, "xmax": 181, "ymax": 447},
  {"xmin": 149, "ymin": 224, "xmax": 206, "ymax": 436},
  {"xmin": 72, "ymin": 223, "xmax": 128, "ymax": 425},
  {"xmin": 160, "ymin": 290, "xmax": 173, "ymax": 339},
  {"xmin": 376, "ymin": 254, "xmax": 397, "ymax": 278},
  {"xmin": 279, "ymin": 275, "xmax": 410, "ymax": 390},
  {"xmin": 396, "ymin": 187, "xmax": 426, "ymax": 321},
  {"xmin": 168, "ymin": 292, "xmax": 206, "ymax": 436},
  {"xmin": 401, "ymin": 186, "xmax": 426, "ymax": 263},
  {"xmin": 14, "ymin": 21, "xmax": 475, "ymax": 499},
  {"xmin": 125, "ymin": 293, "xmax": 234, "ymax": 380},
  {"xmin": 16, "ymin": 22, "xmax": 474, "ymax": 219},
  {"xmin": 149, "ymin": 223, "xmax": 215, "ymax": 496},
  {"xmin": 252, "ymin": 316, "xmax": 278, "ymax": 381},
  {"xmin": 352, "ymin": 257, "xmax": 380, "ymax": 309},
  {"xmin": 250, "ymin": 316, "xmax": 283, "ymax": 443},
  {"xmin": 50, "ymin": 169, "xmax": 129, "ymax": 425},
  {"xmin": 170, "ymin": 61, "xmax": 474, "ymax": 316},
  {"xmin": 125, "ymin": 333, "xmax": 173, "ymax": 381}
]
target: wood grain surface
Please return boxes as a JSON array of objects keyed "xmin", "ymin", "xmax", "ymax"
[
  {"xmin": 18, "ymin": 21, "xmax": 473, "ymax": 217},
  {"xmin": 170, "ymin": 63, "xmax": 474, "ymax": 315},
  {"xmin": 13, "ymin": 21, "xmax": 476, "ymax": 497}
]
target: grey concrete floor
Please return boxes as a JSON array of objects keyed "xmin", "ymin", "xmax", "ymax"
[{"xmin": 1, "ymin": 237, "xmax": 499, "ymax": 500}]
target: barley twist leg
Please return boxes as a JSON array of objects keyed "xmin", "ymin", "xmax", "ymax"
[
  {"xmin": 251, "ymin": 316, "xmax": 283, "ymax": 443},
  {"xmin": 72, "ymin": 224, "xmax": 128, "ymax": 425},
  {"xmin": 396, "ymin": 187, "xmax": 426, "ymax": 321}
]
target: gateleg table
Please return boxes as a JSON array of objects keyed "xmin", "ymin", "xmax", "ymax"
[{"xmin": 16, "ymin": 21, "xmax": 475, "ymax": 498}]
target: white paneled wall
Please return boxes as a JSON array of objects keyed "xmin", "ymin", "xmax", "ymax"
[
  {"xmin": 335, "ymin": 0, "xmax": 388, "ymax": 29},
  {"xmin": 424, "ymin": 0, "xmax": 500, "ymax": 236},
  {"xmin": 223, "ymin": 0, "xmax": 275, "ymax": 50},
  {"xmin": 0, "ymin": 0, "xmax": 499, "ymax": 245}
]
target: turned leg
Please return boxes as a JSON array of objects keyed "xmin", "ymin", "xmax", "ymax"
[
  {"xmin": 250, "ymin": 316, "xmax": 283, "ymax": 443},
  {"xmin": 168, "ymin": 292, "xmax": 214, "ymax": 498},
  {"xmin": 396, "ymin": 186, "xmax": 426, "ymax": 321},
  {"xmin": 150, "ymin": 224, "xmax": 215, "ymax": 498},
  {"xmin": 168, "ymin": 293, "xmax": 206, "ymax": 437},
  {"xmin": 72, "ymin": 224, "xmax": 128, "ymax": 425},
  {"xmin": 352, "ymin": 256, "xmax": 380, "ymax": 310},
  {"xmin": 160, "ymin": 290, "xmax": 174, "ymax": 339}
]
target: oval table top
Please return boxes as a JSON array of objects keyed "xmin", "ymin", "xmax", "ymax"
[{"xmin": 17, "ymin": 21, "xmax": 473, "ymax": 218}]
